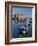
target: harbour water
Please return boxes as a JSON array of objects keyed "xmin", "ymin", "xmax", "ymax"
[{"xmin": 11, "ymin": 20, "xmax": 32, "ymax": 38}]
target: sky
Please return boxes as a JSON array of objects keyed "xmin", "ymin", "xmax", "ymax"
[{"xmin": 12, "ymin": 7, "xmax": 32, "ymax": 18}]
